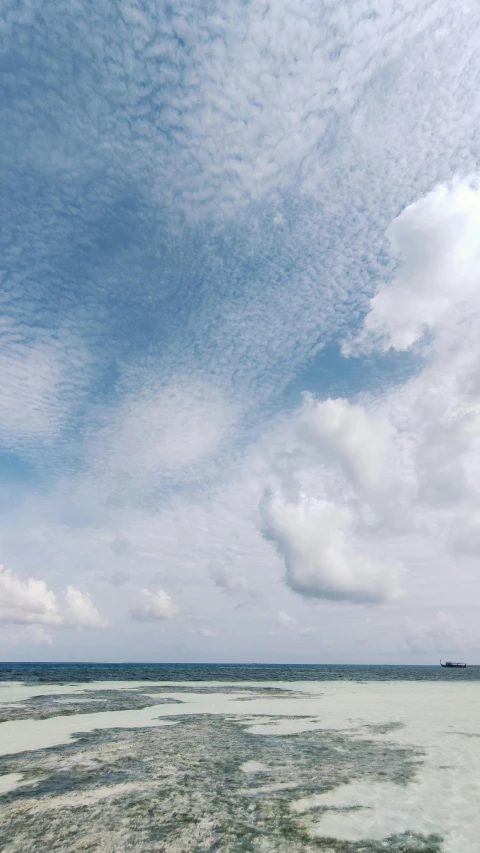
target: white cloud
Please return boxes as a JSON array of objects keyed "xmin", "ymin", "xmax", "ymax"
[
  {"xmin": 261, "ymin": 492, "xmax": 403, "ymax": 605},
  {"xmin": 0, "ymin": 565, "xmax": 105, "ymax": 630},
  {"xmin": 255, "ymin": 181, "xmax": 480, "ymax": 619},
  {"xmin": 130, "ymin": 588, "xmax": 179, "ymax": 622},
  {"xmin": 350, "ymin": 182, "xmax": 480, "ymax": 536},
  {"xmin": 63, "ymin": 586, "xmax": 107, "ymax": 629},
  {"xmin": 0, "ymin": 565, "xmax": 60, "ymax": 625},
  {"xmin": 347, "ymin": 182, "xmax": 480, "ymax": 354},
  {"xmin": 300, "ymin": 395, "xmax": 394, "ymax": 491}
]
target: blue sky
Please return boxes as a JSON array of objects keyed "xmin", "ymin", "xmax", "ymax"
[{"xmin": 2, "ymin": 0, "xmax": 480, "ymax": 661}]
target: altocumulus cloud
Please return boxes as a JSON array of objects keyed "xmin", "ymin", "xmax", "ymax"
[
  {"xmin": 89, "ymin": 378, "xmax": 237, "ymax": 495},
  {"xmin": 3, "ymin": 0, "xmax": 479, "ymax": 482}
]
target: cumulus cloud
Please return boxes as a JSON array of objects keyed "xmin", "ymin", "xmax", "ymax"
[
  {"xmin": 347, "ymin": 182, "xmax": 480, "ymax": 354},
  {"xmin": 259, "ymin": 181, "xmax": 480, "ymax": 617},
  {"xmin": 130, "ymin": 588, "xmax": 179, "ymax": 621},
  {"xmin": 261, "ymin": 492, "xmax": 402, "ymax": 605},
  {"xmin": 300, "ymin": 395, "xmax": 394, "ymax": 491},
  {"xmin": 0, "ymin": 565, "xmax": 106, "ymax": 629},
  {"xmin": 0, "ymin": 565, "xmax": 59, "ymax": 625},
  {"xmin": 350, "ymin": 181, "xmax": 480, "ymax": 530},
  {"xmin": 63, "ymin": 586, "xmax": 107, "ymax": 629}
]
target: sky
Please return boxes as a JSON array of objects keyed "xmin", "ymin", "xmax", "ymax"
[{"xmin": 1, "ymin": 0, "xmax": 480, "ymax": 663}]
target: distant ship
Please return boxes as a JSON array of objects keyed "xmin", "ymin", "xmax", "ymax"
[{"xmin": 440, "ymin": 660, "xmax": 467, "ymax": 668}]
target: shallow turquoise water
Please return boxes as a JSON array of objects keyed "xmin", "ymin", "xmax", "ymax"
[{"xmin": 0, "ymin": 670, "xmax": 478, "ymax": 852}]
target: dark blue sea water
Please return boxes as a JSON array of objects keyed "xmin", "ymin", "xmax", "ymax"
[{"xmin": 1, "ymin": 661, "xmax": 478, "ymax": 683}]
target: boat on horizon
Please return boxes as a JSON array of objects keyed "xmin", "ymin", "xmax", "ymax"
[{"xmin": 440, "ymin": 660, "xmax": 467, "ymax": 668}]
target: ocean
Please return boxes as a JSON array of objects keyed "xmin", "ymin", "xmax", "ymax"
[{"xmin": 0, "ymin": 663, "xmax": 478, "ymax": 852}]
